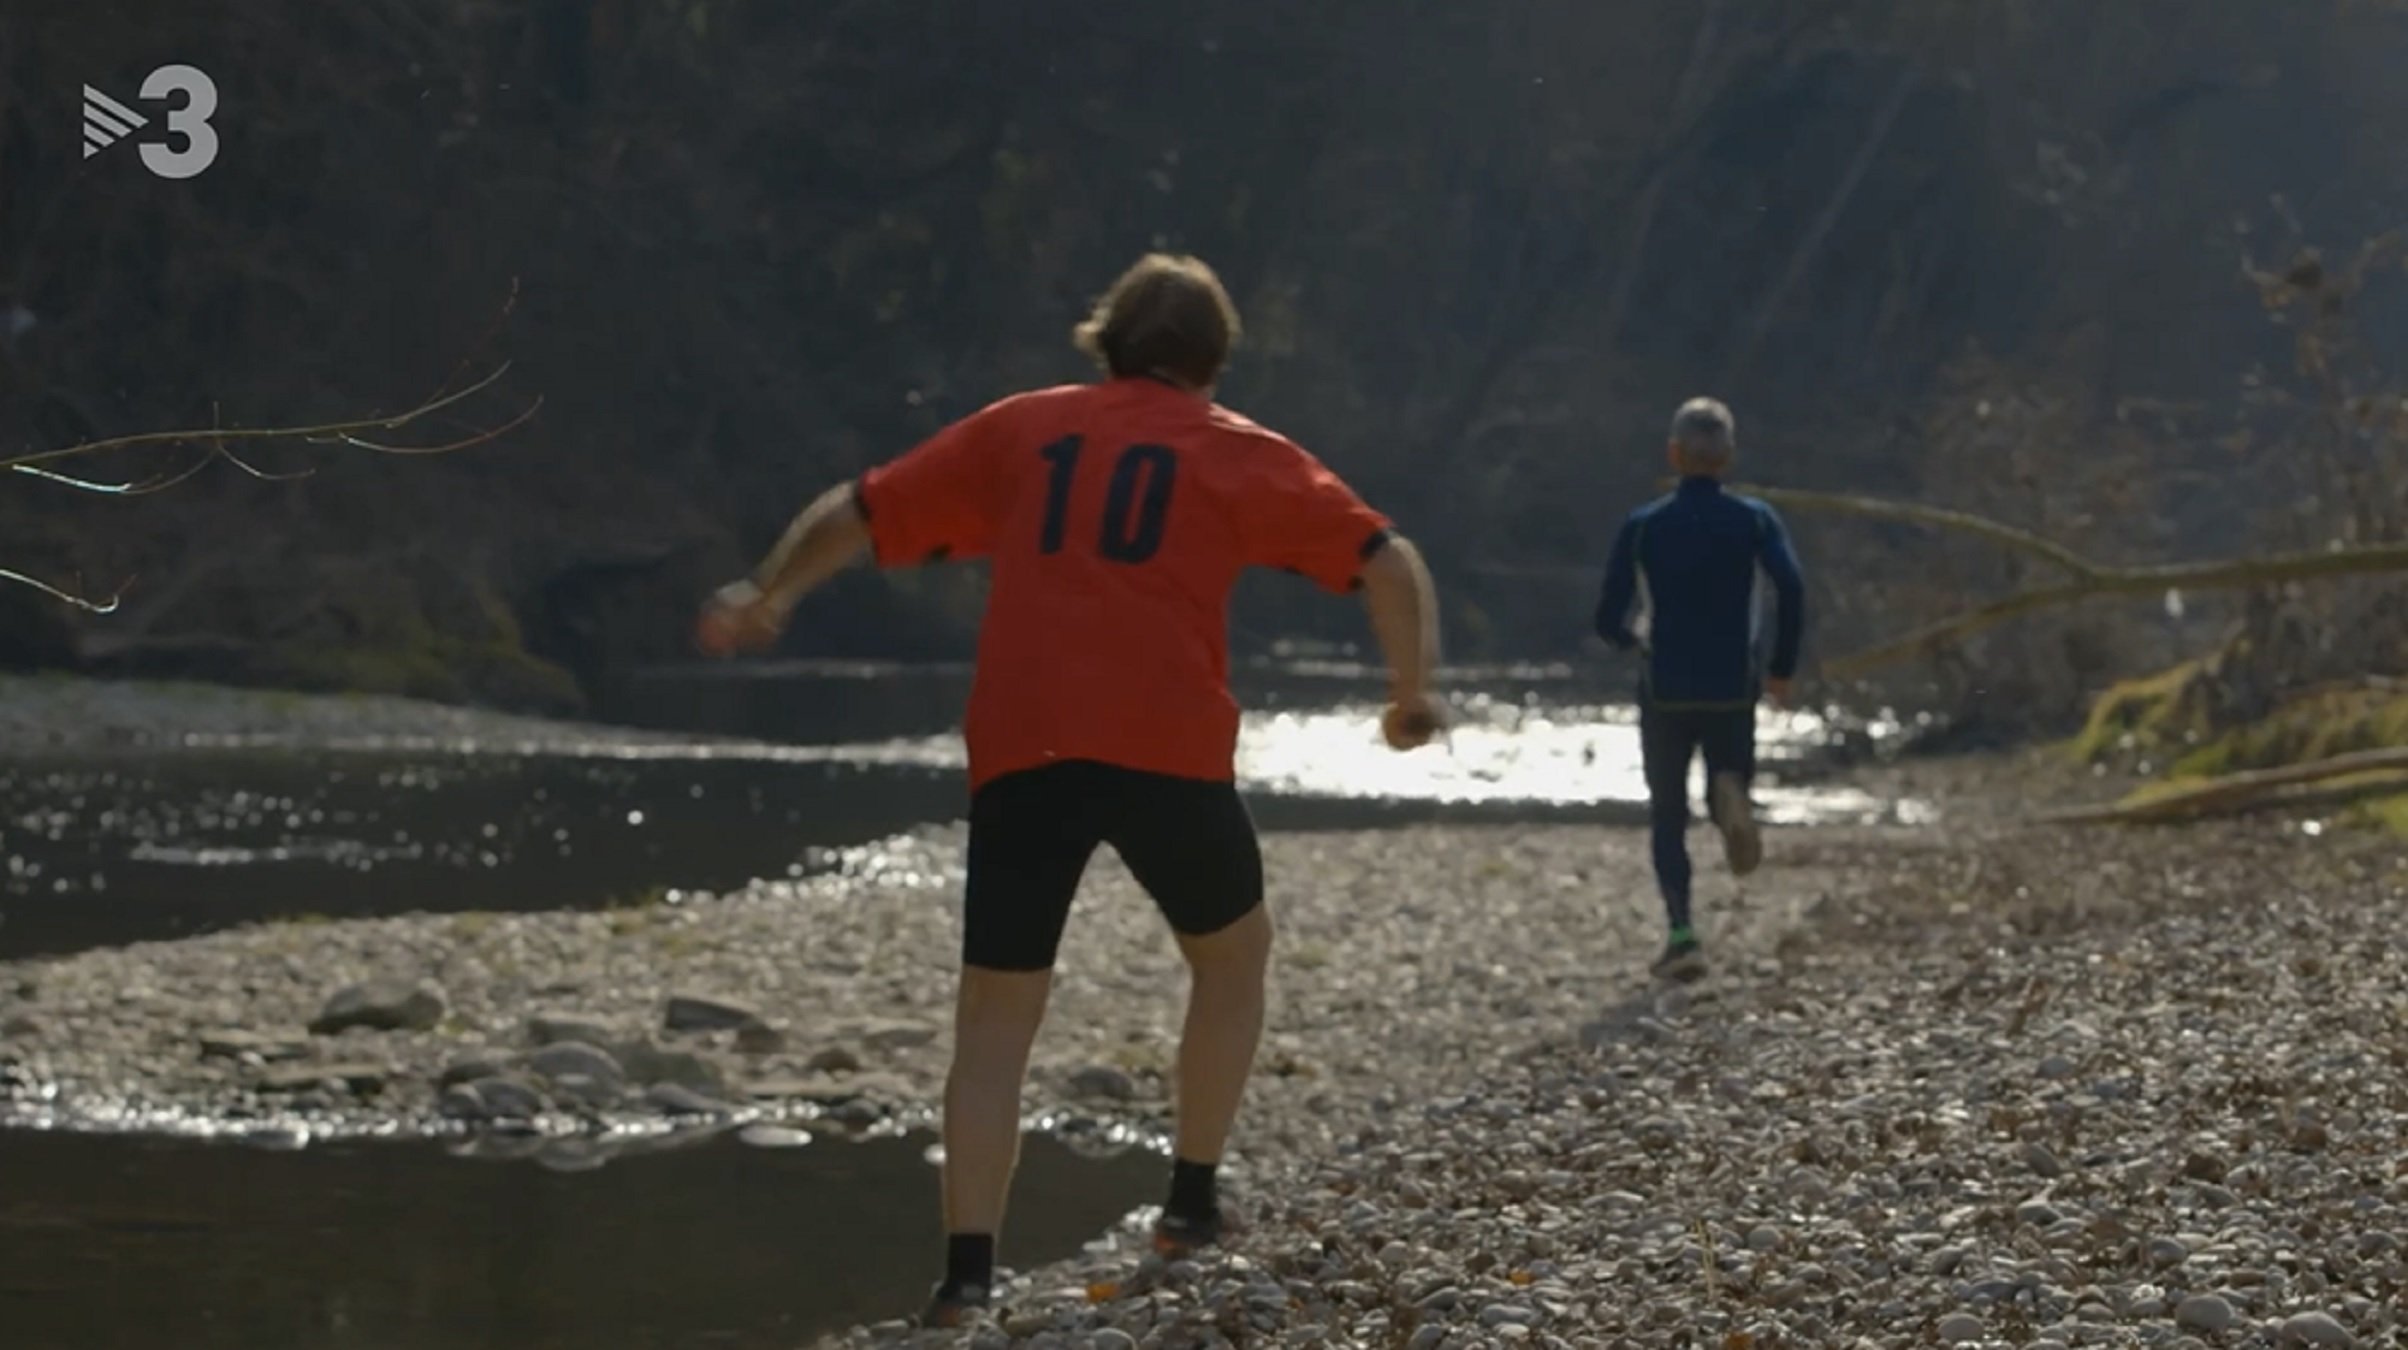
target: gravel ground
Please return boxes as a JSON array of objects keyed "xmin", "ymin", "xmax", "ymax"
[{"xmin": 808, "ymin": 795, "xmax": 2408, "ymax": 1349}]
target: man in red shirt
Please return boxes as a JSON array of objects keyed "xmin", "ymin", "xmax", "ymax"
[{"xmin": 697, "ymin": 253, "xmax": 1442, "ymax": 1328}]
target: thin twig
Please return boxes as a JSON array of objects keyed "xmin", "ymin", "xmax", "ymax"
[
  {"xmin": 331, "ymin": 393, "xmax": 544, "ymax": 454},
  {"xmin": 0, "ymin": 566, "xmax": 127, "ymax": 612},
  {"xmin": 427, "ymin": 275, "xmax": 523, "ymax": 405},
  {"xmin": 217, "ymin": 447, "xmax": 316, "ymax": 482},
  {"xmin": 13, "ymin": 459, "xmax": 214, "ymax": 496}
]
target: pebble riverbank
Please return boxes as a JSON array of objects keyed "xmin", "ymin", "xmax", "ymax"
[{"xmin": 804, "ymin": 800, "xmax": 2408, "ymax": 1348}]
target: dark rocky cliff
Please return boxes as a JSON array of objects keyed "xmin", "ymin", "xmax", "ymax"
[{"xmin": 5, "ymin": 0, "xmax": 2406, "ymax": 715}]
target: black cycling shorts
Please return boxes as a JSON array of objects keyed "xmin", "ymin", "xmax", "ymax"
[{"xmin": 962, "ymin": 758, "xmax": 1265, "ymax": 971}]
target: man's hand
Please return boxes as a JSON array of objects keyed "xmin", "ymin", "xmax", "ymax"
[
  {"xmin": 695, "ymin": 580, "xmax": 788, "ymax": 658},
  {"xmin": 1381, "ymin": 689, "xmax": 1445, "ymax": 751},
  {"xmin": 1763, "ymin": 677, "xmax": 1794, "ymax": 710}
]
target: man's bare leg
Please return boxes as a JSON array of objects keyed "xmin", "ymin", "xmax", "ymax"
[
  {"xmin": 942, "ymin": 965, "xmax": 1054, "ymax": 1233},
  {"xmin": 922, "ymin": 964, "xmax": 1051, "ymax": 1326},
  {"xmin": 1157, "ymin": 903, "xmax": 1273, "ymax": 1251}
]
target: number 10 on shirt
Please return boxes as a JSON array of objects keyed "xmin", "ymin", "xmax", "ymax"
[{"xmin": 1038, "ymin": 435, "xmax": 1179, "ymax": 564}]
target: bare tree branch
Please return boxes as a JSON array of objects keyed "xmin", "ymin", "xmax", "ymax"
[
  {"xmin": 3, "ymin": 347, "xmax": 537, "ymax": 608},
  {"xmin": 1824, "ymin": 540, "xmax": 2408, "ymax": 677},
  {"xmin": 1648, "ymin": 478, "xmax": 2408, "ymax": 676},
  {"xmin": 0, "ymin": 362, "xmax": 532, "ymax": 474}
]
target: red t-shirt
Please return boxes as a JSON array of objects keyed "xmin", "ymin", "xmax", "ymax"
[{"xmin": 856, "ymin": 378, "xmax": 1392, "ymax": 790}]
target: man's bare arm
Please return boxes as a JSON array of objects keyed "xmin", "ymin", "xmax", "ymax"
[
  {"xmin": 697, "ymin": 482, "xmax": 873, "ymax": 656},
  {"xmin": 1359, "ymin": 534, "xmax": 1439, "ymax": 699},
  {"xmin": 742, "ymin": 482, "xmax": 873, "ymax": 616}
]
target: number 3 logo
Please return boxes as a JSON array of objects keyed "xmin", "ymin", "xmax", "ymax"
[{"xmin": 139, "ymin": 64, "xmax": 219, "ymax": 180}]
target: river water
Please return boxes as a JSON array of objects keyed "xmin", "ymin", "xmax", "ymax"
[
  {"xmin": 0, "ymin": 1126, "xmax": 1155, "ymax": 1349},
  {"xmin": 0, "ymin": 665, "xmax": 1921, "ymax": 960}
]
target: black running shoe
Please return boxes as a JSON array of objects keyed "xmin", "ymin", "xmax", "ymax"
[
  {"xmin": 1710, "ymin": 771, "xmax": 1761, "ymax": 877},
  {"xmin": 1650, "ymin": 932, "xmax": 1707, "ymax": 983},
  {"xmin": 918, "ymin": 1281, "xmax": 990, "ymax": 1328},
  {"xmin": 1152, "ymin": 1207, "xmax": 1226, "ymax": 1258}
]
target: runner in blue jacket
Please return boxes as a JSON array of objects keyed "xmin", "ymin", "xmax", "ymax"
[{"xmin": 1594, "ymin": 397, "xmax": 1806, "ymax": 981}]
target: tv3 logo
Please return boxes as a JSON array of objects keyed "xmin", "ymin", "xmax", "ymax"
[{"xmin": 83, "ymin": 65, "xmax": 219, "ymax": 179}]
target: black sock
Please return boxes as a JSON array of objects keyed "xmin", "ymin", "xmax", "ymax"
[
  {"xmin": 1166, "ymin": 1157, "xmax": 1218, "ymax": 1221},
  {"xmin": 941, "ymin": 1232, "xmax": 994, "ymax": 1294}
]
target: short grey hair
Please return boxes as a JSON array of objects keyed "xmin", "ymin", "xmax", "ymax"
[{"xmin": 1669, "ymin": 397, "xmax": 1736, "ymax": 456}]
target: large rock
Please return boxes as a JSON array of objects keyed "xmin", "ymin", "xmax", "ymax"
[
  {"xmin": 663, "ymin": 994, "xmax": 762, "ymax": 1033},
  {"xmin": 2279, "ymin": 1312, "xmax": 2359, "ymax": 1348},
  {"xmin": 309, "ymin": 980, "xmax": 446, "ymax": 1035},
  {"xmin": 526, "ymin": 1041, "xmax": 626, "ymax": 1087},
  {"xmin": 2175, "ymin": 1295, "xmax": 2236, "ymax": 1334},
  {"xmin": 527, "ymin": 1014, "xmax": 615, "ymax": 1047}
]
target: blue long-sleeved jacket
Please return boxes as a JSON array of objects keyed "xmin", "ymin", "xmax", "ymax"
[{"xmin": 1594, "ymin": 477, "xmax": 1805, "ymax": 707}]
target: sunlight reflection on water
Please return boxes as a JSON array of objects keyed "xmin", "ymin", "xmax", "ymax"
[
  {"xmin": 1234, "ymin": 698, "xmax": 1921, "ymax": 825},
  {"xmin": 148, "ymin": 696, "xmax": 1920, "ymax": 823}
]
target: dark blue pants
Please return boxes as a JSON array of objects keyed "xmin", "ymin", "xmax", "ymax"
[{"xmin": 1638, "ymin": 701, "xmax": 1756, "ymax": 934}]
